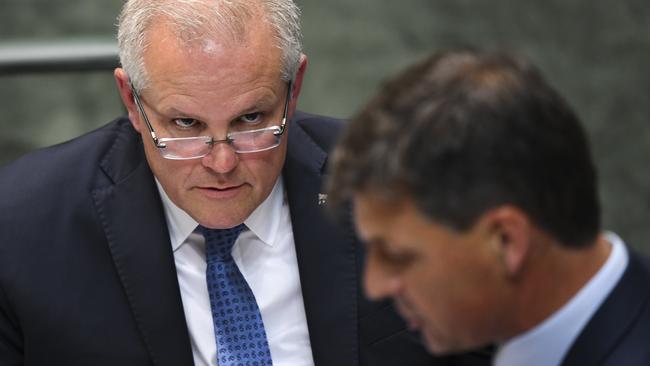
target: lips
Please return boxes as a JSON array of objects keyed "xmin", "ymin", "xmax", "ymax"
[
  {"xmin": 195, "ymin": 183, "xmax": 245, "ymax": 199},
  {"xmin": 399, "ymin": 308, "xmax": 423, "ymax": 331},
  {"xmin": 395, "ymin": 297, "xmax": 423, "ymax": 331},
  {"xmin": 203, "ymin": 184, "xmax": 242, "ymax": 190}
]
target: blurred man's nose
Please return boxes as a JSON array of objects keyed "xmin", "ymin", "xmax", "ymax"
[{"xmin": 364, "ymin": 252, "xmax": 402, "ymax": 300}]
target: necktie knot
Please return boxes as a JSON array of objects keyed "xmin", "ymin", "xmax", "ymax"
[{"xmin": 199, "ymin": 224, "xmax": 245, "ymax": 262}]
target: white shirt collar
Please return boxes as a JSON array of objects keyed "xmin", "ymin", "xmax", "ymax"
[
  {"xmin": 156, "ymin": 177, "xmax": 286, "ymax": 252},
  {"xmin": 494, "ymin": 231, "xmax": 629, "ymax": 366}
]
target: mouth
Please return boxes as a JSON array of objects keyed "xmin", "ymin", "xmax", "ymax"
[
  {"xmin": 395, "ymin": 298, "xmax": 424, "ymax": 331},
  {"xmin": 400, "ymin": 310, "xmax": 423, "ymax": 331},
  {"xmin": 195, "ymin": 184, "xmax": 245, "ymax": 199}
]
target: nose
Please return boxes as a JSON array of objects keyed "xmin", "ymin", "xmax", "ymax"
[
  {"xmin": 363, "ymin": 249, "xmax": 402, "ymax": 300},
  {"xmin": 201, "ymin": 142, "xmax": 239, "ymax": 174}
]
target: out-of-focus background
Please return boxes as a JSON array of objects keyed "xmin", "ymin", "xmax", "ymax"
[{"xmin": 1, "ymin": 0, "xmax": 649, "ymax": 252}]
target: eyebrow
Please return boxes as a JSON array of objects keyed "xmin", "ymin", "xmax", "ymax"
[
  {"xmin": 134, "ymin": 94, "xmax": 190, "ymax": 119},
  {"xmin": 158, "ymin": 93, "xmax": 282, "ymax": 121},
  {"xmin": 237, "ymin": 95, "xmax": 280, "ymax": 116}
]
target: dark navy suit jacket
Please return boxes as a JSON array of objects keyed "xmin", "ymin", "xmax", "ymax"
[
  {"xmin": 560, "ymin": 251, "xmax": 650, "ymax": 365},
  {"xmin": 0, "ymin": 112, "xmax": 490, "ymax": 365}
]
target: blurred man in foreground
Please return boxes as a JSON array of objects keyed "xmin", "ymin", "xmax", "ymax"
[{"xmin": 327, "ymin": 49, "xmax": 650, "ymax": 365}]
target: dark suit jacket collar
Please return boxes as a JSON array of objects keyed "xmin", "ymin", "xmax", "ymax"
[
  {"xmin": 284, "ymin": 116, "xmax": 361, "ymax": 366},
  {"xmin": 91, "ymin": 119, "xmax": 194, "ymax": 366},
  {"xmin": 562, "ymin": 251, "xmax": 650, "ymax": 365}
]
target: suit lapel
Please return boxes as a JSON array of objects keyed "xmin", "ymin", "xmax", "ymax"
[
  {"xmin": 283, "ymin": 120, "xmax": 360, "ymax": 366},
  {"xmin": 91, "ymin": 123, "xmax": 194, "ymax": 366},
  {"xmin": 561, "ymin": 252, "xmax": 650, "ymax": 365}
]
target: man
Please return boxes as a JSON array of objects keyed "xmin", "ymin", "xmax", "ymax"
[
  {"xmin": 0, "ymin": 1, "xmax": 491, "ymax": 366},
  {"xmin": 327, "ymin": 49, "xmax": 650, "ymax": 365}
]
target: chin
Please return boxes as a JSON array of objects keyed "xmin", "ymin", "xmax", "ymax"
[
  {"xmin": 190, "ymin": 198, "xmax": 259, "ymax": 229},
  {"xmin": 422, "ymin": 329, "xmax": 488, "ymax": 356},
  {"xmin": 201, "ymin": 216, "xmax": 246, "ymax": 230},
  {"xmin": 421, "ymin": 330, "xmax": 462, "ymax": 356},
  {"xmin": 423, "ymin": 339, "xmax": 452, "ymax": 355}
]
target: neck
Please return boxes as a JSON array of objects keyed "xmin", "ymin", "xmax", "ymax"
[{"xmin": 502, "ymin": 232, "xmax": 612, "ymax": 339}]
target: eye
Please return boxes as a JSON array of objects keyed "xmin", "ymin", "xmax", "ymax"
[
  {"xmin": 172, "ymin": 118, "xmax": 199, "ymax": 129},
  {"xmin": 377, "ymin": 244, "xmax": 416, "ymax": 268},
  {"xmin": 240, "ymin": 112, "xmax": 263, "ymax": 125}
]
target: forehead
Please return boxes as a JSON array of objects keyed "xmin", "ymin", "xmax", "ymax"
[
  {"xmin": 142, "ymin": 17, "xmax": 283, "ymax": 94},
  {"xmin": 354, "ymin": 192, "xmax": 403, "ymax": 232},
  {"xmin": 354, "ymin": 193, "xmax": 424, "ymax": 242},
  {"xmin": 353, "ymin": 191, "xmax": 472, "ymax": 249}
]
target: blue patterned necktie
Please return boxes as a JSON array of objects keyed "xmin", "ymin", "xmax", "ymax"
[{"xmin": 199, "ymin": 224, "xmax": 273, "ymax": 366}]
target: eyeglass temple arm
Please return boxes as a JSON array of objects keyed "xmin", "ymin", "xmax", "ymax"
[
  {"xmin": 277, "ymin": 80, "xmax": 293, "ymax": 135},
  {"xmin": 129, "ymin": 81, "xmax": 164, "ymax": 147}
]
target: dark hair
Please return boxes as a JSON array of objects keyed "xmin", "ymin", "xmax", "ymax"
[{"xmin": 327, "ymin": 49, "xmax": 600, "ymax": 248}]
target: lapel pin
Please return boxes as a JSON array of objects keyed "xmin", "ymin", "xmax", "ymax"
[{"xmin": 318, "ymin": 193, "xmax": 328, "ymax": 206}]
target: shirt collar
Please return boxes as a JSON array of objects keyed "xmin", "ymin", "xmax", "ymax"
[
  {"xmin": 494, "ymin": 231, "xmax": 629, "ymax": 366},
  {"xmin": 156, "ymin": 177, "xmax": 285, "ymax": 252},
  {"xmin": 243, "ymin": 176, "xmax": 285, "ymax": 248}
]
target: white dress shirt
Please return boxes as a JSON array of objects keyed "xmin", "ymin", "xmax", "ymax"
[
  {"xmin": 156, "ymin": 177, "xmax": 315, "ymax": 366},
  {"xmin": 494, "ymin": 231, "xmax": 629, "ymax": 366}
]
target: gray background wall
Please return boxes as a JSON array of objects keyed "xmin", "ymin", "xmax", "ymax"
[{"xmin": 1, "ymin": 0, "xmax": 649, "ymax": 252}]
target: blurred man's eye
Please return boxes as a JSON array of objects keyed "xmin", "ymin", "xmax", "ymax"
[{"xmin": 377, "ymin": 244, "xmax": 416, "ymax": 268}]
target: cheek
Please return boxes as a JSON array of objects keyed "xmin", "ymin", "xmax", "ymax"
[
  {"xmin": 144, "ymin": 148, "xmax": 196, "ymax": 193},
  {"xmin": 239, "ymin": 147, "xmax": 286, "ymax": 186},
  {"xmin": 401, "ymin": 258, "xmax": 475, "ymax": 322},
  {"xmin": 409, "ymin": 258, "xmax": 497, "ymax": 326},
  {"xmin": 398, "ymin": 247, "xmax": 501, "ymax": 351},
  {"xmin": 402, "ymin": 267, "xmax": 447, "ymax": 313}
]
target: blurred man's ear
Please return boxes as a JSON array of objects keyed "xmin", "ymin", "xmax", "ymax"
[
  {"xmin": 114, "ymin": 68, "xmax": 143, "ymax": 133},
  {"xmin": 482, "ymin": 205, "xmax": 533, "ymax": 278},
  {"xmin": 287, "ymin": 54, "xmax": 308, "ymax": 118}
]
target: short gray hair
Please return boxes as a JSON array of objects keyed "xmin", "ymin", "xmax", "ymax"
[{"xmin": 117, "ymin": 0, "xmax": 302, "ymax": 91}]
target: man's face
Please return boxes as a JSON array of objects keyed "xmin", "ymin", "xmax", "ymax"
[
  {"xmin": 116, "ymin": 20, "xmax": 304, "ymax": 229},
  {"xmin": 353, "ymin": 192, "xmax": 507, "ymax": 354}
]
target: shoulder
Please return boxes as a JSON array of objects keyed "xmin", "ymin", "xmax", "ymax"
[
  {"xmin": 623, "ymin": 250, "xmax": 650, "ymax": 288},
  {"xmin": 0, "ymin": 117, "xmax": 139, "ymax": 210},
  {"xmin": 600, "ymin": 250, "xmax": 650, "ymax": 335},
  {"xmin": 291, "ymin": 111, "xmax": 346, "ymax": 152},
  {"xmin": 633, "ymin": 251, "xmax": 650, "ymax": 274},
  {"xmin": 567, "ymin": 250, "xmax": 650, "ymax": 365}
]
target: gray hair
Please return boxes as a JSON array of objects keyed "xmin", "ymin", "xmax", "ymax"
[{"xmin": 117, "ymin": 0, "xmax": 302, "ymax": 91}]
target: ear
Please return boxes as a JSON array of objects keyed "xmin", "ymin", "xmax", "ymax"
[
  {"xmin": 287, "ymin": 54, "xmax": 308, "ymax": 119},
  {"xmin": 481, "ymin": 205, "xmax": 533, "ymax": 278},
  {"xmin": 114, "ymin": 68, "xmax": 143, "ymax": 133}
]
